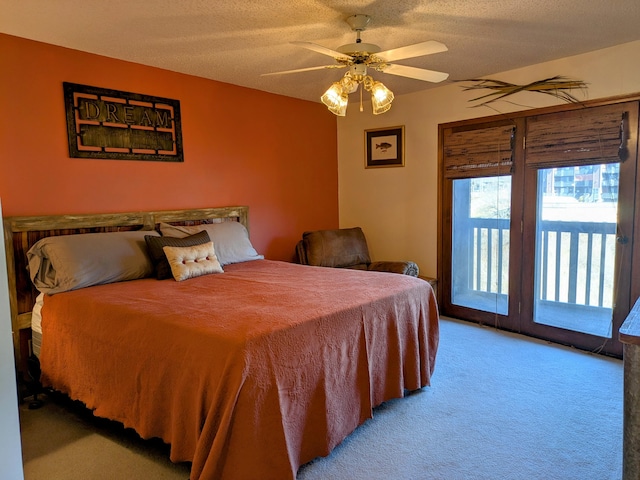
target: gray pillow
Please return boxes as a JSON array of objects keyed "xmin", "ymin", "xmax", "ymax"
[
  {"xmin": 159, "ymin": 221, "xmax": 263, "ymax": 266},
  {"xmin": 27, "ymin": 230, "xmax": 159, "ymax": 294}
]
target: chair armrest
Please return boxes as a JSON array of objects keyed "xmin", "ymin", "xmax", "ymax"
[
  {"xmin": 368, "ymin": 261, "xmax": 419, "ymax": 277},
  {"xmin": 295, "ymin": 240, "xmax": 308, "ymax": 265}
]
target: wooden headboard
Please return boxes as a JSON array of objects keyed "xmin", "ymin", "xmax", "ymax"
[{"xmin": 3, "ymin": 205, "xmax": 249, "ymax": 372}]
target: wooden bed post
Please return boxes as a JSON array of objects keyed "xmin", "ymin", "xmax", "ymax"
[{"xmin": 3, "ymin": 217, "xmax": 22, "ymax": 372}]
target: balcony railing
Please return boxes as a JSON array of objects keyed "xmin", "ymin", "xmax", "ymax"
[
  {"xmin": 454, "ymin": 217, "xmax": 616, "ymax": 335},
  {"xmin": 536, "ymin": 220, "xmax": 616, "ymax": 308},
  {"xmin": 452, "ymin": 217, "xmax": 509, "ymax": 314}
]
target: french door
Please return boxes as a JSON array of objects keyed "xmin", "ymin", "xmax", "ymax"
[{"xmin": 440, "ymin": 101, "xmax": 639, "ymax": 357}]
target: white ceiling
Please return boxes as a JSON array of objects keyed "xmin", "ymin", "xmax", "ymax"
[{"xmin": 2, "ymin": 1, "xmax": 640, "ymax": 103}]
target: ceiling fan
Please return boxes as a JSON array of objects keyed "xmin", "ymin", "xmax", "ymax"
[{"xmin": 262, "ymin": 14, "xmax": 449, "ymax": 116}]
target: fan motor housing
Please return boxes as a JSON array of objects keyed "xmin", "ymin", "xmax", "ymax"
[{"xmin": 337, "ymin": 42, "xmax": 381, "ymax": 56}]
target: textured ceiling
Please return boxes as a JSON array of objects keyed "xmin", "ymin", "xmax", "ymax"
[{"xmin": 2, "ymin": 1, "xmax": 640, "ymax": 103}]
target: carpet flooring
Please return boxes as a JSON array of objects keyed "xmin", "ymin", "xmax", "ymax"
[{"xmin": 19, "ymin": 317, "xmax": 623, "ymax": 479}]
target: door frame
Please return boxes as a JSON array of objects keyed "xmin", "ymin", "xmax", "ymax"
[{"xmin": 438, "ymin": 94, "xmax": 640, "ymax": 358}]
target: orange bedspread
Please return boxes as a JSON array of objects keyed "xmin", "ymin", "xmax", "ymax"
[{"xmin": 39, "ymin": 260, "xmax": 439, "ymax": 480}]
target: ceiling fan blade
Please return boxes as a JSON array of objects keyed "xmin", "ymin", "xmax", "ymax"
[
  {"xmin": 291, "ymin": 41, "xmax": 353, "ymax": 61},
  {"xmin": 381, "ymin": 64, "xmax": 449, "ymax": 83},
  {"xmin": 261, "ymin": 64, "xmax": 346, "ymax": 76},
  {"xmin": 375, "ymin": 40, "xmax": 448, "ymax": 62}
]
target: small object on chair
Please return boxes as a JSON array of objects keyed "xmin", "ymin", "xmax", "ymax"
[
  {"xmin": 295, "ymin": 227, "xmax": 419, "ymax": 277},
  {"xmin": 370, "ymin": 260, "xmax": 419, "ymax": 277}
]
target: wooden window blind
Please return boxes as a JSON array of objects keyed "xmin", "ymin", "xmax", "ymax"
[
  {"xmin": 525, "ymin": 103, "xmax": 632, "ymax": 168},
  {"xmin": 442, "ymin": 124, "xmax": 515, "ymax": 179}
]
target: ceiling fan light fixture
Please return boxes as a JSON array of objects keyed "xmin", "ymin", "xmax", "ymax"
[
  {"xmin": 370, "ymin": 80, "xmax": 394, "ymax": 115},
  {"xmin": 321, "ymin": 82, "xmax": 349, "ymax": 116},
  {"xmin": 340, "ymin": 72, "xmax": 359, "ymax": 94},
  {"xmin": 263, "ymin": 14, "xmax": 448, "ymax": 116},
  {"xmin": 321, "ymin": 73, "xmax": 394, "ymax": 116}
]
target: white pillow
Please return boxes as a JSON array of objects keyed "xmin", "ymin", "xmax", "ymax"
[
  {"xmin": 27, "ymin": 230, "xmax": 159, "ymax": 294},
  {"xmin": 159, "ymin": 221, "xmax": 263, "ymax": 266},
  {"xmin": 163, "ymin": 242, "xmax": 223, "ymax": 281}
]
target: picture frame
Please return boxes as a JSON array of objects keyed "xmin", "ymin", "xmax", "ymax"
[
  {"xmin": 365, "ymin": 126, "xmax": 405, "ymax": 168},
  {"xmin": 63, "ymin": 82, "xmax": 184, "ymax": 162}
]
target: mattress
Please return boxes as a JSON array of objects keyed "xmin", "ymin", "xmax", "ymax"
[{"xmin": 31, "ymin": 293, "xmax": 44, "ymax": 358}]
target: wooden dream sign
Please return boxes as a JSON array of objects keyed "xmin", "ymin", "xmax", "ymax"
[{"xmin": 63, "ymin": 82, "xmax": 184, "ymax": 162}]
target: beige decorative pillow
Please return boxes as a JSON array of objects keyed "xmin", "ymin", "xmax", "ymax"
[{"xmin": 162, "ymin": 242, "xmax": 223, "ymax": 281}]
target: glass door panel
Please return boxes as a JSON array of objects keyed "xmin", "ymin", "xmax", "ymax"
[
  {"xmin": 452, "ymin": 176, "xmax": 511, "ymax": 315},
  {"xmin": 533, "ymin": 164, "xmax": 619, "ymax": 337}
]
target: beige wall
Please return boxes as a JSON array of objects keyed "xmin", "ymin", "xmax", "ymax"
[{"xmin": 337, "ymin": 40, "xmax": 640, "ymax": 278}]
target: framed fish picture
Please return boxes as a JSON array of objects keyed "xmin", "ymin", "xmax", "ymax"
[{"xmin": 365, "ymin": 126, "xmax": 405, "ymax": 168}]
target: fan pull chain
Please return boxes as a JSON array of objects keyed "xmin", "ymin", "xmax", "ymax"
[{"xmin": 360, "ymin": 86, "xmax": 364, "ymax": 112}]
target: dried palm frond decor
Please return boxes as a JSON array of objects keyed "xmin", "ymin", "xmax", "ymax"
[{"xmin": 459, "ymin": 75, "xmax": 588, "ymax": 107}]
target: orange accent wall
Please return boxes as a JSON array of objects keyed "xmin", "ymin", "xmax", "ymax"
[{"xmin": 0, "ymin": 34, "xmax": 338, "ymax": 261}]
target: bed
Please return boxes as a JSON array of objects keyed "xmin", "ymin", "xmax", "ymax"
[{"xmin": 5, "ymin": 206, "xmax": 439, "ymax": 480}]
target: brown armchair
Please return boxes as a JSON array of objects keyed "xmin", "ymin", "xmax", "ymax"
[{"xmin": 295, "ymin": 227, "xmax": 419, "ymax": 277}]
